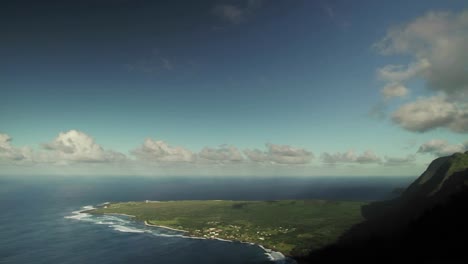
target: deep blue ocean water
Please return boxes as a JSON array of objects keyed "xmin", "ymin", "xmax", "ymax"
[{"xmin": 0, "ymin": 176, "xmax": 415, "ymax": 264}]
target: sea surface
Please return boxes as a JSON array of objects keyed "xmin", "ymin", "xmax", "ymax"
[{"xmin": 0, "ymin": 175, "xmax": 415, "ymax": 264}]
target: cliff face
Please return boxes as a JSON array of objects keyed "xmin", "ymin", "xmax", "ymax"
[
  {"xmin": 361, "ymin": 152, "xmax": 468, "ymax": 224},
  {"xmin": 301, "ymin": 152, "xmax": 468, "ymax": 264},
  {"xmin": 404, "ymin": 152, "xmax": 468, "ymax": 198}
]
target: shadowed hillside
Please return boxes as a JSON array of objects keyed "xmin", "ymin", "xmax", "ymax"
[{"xmin": 299, "ymin": 152, "xmax": 468, "ymax": 264}]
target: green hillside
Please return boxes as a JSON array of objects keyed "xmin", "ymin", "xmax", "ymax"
[{"xmin": 89, "ymin": 199, "xmax": 365, "ymax": 256}]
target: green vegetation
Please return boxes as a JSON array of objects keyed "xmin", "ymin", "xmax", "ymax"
[
  {"xmin": 90, "ymin": 200, "xmax": 365, "ymax": 256},
  {"xmin": 446, "ymin": 152, "xmax": 468, "ymax": 178},
  {"xmin": 428, "ymin": 152, "xmax": 468, "ymax": 195}
]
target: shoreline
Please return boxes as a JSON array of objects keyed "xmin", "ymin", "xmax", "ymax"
[
  {"xmin": 143, "ymin": 219, "xmax": 288, "ymax": 262},
  {"xmin": 89, "ymin": 206, "xmax": 293, "ymax": 262}
]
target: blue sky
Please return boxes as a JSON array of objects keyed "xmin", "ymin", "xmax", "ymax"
[{"xmin": 1, "ymin": 0, "xmax": 467, "ymax": 176}]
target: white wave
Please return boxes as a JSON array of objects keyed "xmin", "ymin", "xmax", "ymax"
[
  {"xmin": 64, "ymin": 212, "xmax": 89, "ymax": 220},
  {"xmin": 96, "ymin": 221, "xmax": 115, "ymax": 225},
  {"xmin": 65, "ymin": 203, "xmax": 290, "ymax": 263},
  {"xmin": 112, "ymin": 225, "xmax": 146, "ymax": 233},
  {"xmin": 64, "ymin": 205, "xmax": 96, "ymax": 220},
  {"xmin": 258, "ymin": 245, "xmax": 286, "ymax": 263},
  {"xmin": 266, "ymin": 251, "xmax": 286, "ymax": 263},
  {"xmin": 100, "ymin": 215, "xmax": 129, "ymax": 223},
  {"xmin": 154, "ymin": 233, "xmax": 186, "ymax": 238}
]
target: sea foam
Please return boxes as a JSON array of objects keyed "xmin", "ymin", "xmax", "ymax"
[
  {"xmin": 65, "ymin": 206, "xmax": 184, "ymax": 237},
  {"xmin": 65, "ymin": 204, "xmax": 294, "ymax": 263},
  {"xmin": 64, "ymin": 205, "xmax": 95, "ymax": 220},
  {"xmin": 112, "ymin": 225, "xmax": 146, "ymax": 233}
]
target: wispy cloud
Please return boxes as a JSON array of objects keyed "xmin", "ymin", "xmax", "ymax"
[
  {"xmin": 321, "ymin": 150, "xmax": 381, "ymax": 164},
  {"xmin": 417, "ymin": 139, "xmax": 468, "ymax": 157},
  {"xmin": 131, "ymin": 138, "xmax": 194, "ymax": 163},
  {"xmin": 321, "ymin": 4, "xmax": 350, "ymax": 29},
  {"xmin": 212, "ymin": 0, "xmax": 263, "ymax": 25},
  {"xmin": 0, "ymin": 134, "xmax": 31, "ymax": 162},
  {"xmin": 244, "ymin": 143, "xmax": 314, "ymax": 165},
  {"xmin": 199, "ymin": 145, "xmax": 244, "ymax": 163},
  {"xmin": 125, "ymin": 48, "xmax": 176, "ymax": 74},
  {"xmin": 383, "ymin": 155, "xmax": 416, "ymax": 166},
  {"xmin": 324, "ymin": 5, "xmax": 335, "ymax": 19}
]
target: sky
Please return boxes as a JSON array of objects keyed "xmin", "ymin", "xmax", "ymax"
[{"xmin": 1, "ymin": 0, "xmax": 467, "ymax": 177}]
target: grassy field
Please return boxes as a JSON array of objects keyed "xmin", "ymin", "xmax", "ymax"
[{"xmin": 89, "ymin": 200, "xmax": 365, "ymax": 256}]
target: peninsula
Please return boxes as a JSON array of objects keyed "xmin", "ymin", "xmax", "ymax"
[{"xmin": 89, "ymin": 199, "xmax": 365, "ymax": 256}]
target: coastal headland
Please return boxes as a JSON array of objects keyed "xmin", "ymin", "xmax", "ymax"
[{"xmin": 88, "ymin": 199, "xmax": 365, "ymax": 257}]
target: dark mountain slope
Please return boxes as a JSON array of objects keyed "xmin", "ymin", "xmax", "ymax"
[{"xmin": 298, "ymin": 152, "xmax": 468, "ymax": 264}]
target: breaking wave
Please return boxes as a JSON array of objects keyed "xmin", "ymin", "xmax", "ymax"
[
  {"xmin": 65, "ymin": 205, "xmax": 293, "ymax": 263},
  {"xmin": 64, "ymin": 205, "xmax": 185, "ymax": 238}
]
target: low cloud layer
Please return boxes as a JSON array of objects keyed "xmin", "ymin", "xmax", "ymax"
[
  {"xmin": 132, "ymin": 138, "xmax": 194, "ymax": 163},
  {"xmin": 383, "ymin": 155, "xmax": 416, "ymax": 166},
  {"xmin": 1, "ymin": 130, "xmax": 126, "ymax": 165},
  {"xmin": 244, "ymin": 143, "xmax": 313, "ymax": 165},
  {"xmin": 0, "ymin": 134, "xmax": 31, "ymax": 161},
  {"xmin": 417, "ymin": 139, "xmax": 468, "ymax": 157},
  {"xmin": 42, "ymin": 130, "xmax": 126, "ymax": 163},
  {"xmin": 132, "ymin": 140, "xmax": 312, "ymax": 165},
  {"xmin": 2, "ymin": 130, "xmax": 445, "ymax": 175},
  {"xmin": 375, "ymin": 10, "xmax": 468, "ymax": 133},
  {"xmin": 199, "ymin": 145, "xmax": 244, "ymax": 163},
  {"xmin": 321, "ymin": 150, "xmax": 381, "ymax": 164}
]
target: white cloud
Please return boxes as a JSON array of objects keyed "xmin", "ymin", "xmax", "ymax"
[
  {"xmin": 356, "ymin": 150, "xmax": 381, "ymax": 164},
  {"xmin": 375, "ymin": 10, "xmax": 468, "ymax": 95},
  {"xmin": 161, "ymin": 58, "xmax": 173, "ymax": 70},
  {"xmin": 383, "ymin": 155, "xmax": 416, "ymax": 166},
  {"xmin": 213, "ymin": 5, "xmax": 245, "ymax": 24},
  {"xmin": 132, "ymin": 138, "xmax": 194, "ymax": 163},
  {"xmin": 212, "ymin": 0, "xmax": 263, "ymax": 24},
  {"xmin": 381, "ymin": 83, "xmax": 409, "ymax": 100},
  {"xmin": 377, "ymin": 59, "xmax": 431, "ymax": 83},
  {"xmin": 324, "ymin": 6, "xmax": 335, "ymax": 19},
  {"xmin": 374, "ymin": 10, "xmax": 468, "ymax": 132},
  {"xmin": 321, "ymin": 150, "xmax": 381, "ymax": 164},
  {"xmin": 199, "ymin": 145, "xmax": 244, "ymax": 163},
  {"xmin": 321, "ymin": 150, "xmax": 355, "ymax": 164},
  {"xmin": 0, "ymin": 133, "xmax": 31, "ymax": 161},
  {"xmin": 377, "ymin": 59, "xmax": 428, "ymax": 100},
  {"xmin": 244, "ymin": 143, "xmax": 313, "ymax": 165},
  {"xmin": 392, "ymin": 95, "xmax": 468, "ymax": 133},
  {"xmin": 267, "ymin": 143, "xmax": 313, "ymax": 164},
  {"xmin": 243, "ymin": 148, "xmax": 269, "ymax": 162},
  {"xmin": 125, "ymin": 48, "xmax": 176, "ymax": 74},
  {"xmin": 417, "ymin": 139, "xmax": 467, "ymax": 157},
  {"xmin": 42, "ymin": 130, "xmax": 126, "ymax": 163}
]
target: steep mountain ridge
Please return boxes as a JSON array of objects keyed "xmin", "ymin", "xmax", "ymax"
[
  {"xmin": 362, "ymin": 152, "xmax": 468, "ymax": 223},
  {"xmin": 300, "ymin": 152, "xmax": 468, "ymax": 264}
]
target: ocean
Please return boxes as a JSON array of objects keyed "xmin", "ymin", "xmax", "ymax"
[{"xmin": 0, "ymin": 175, "xmax": 414, "ymax": 264}]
